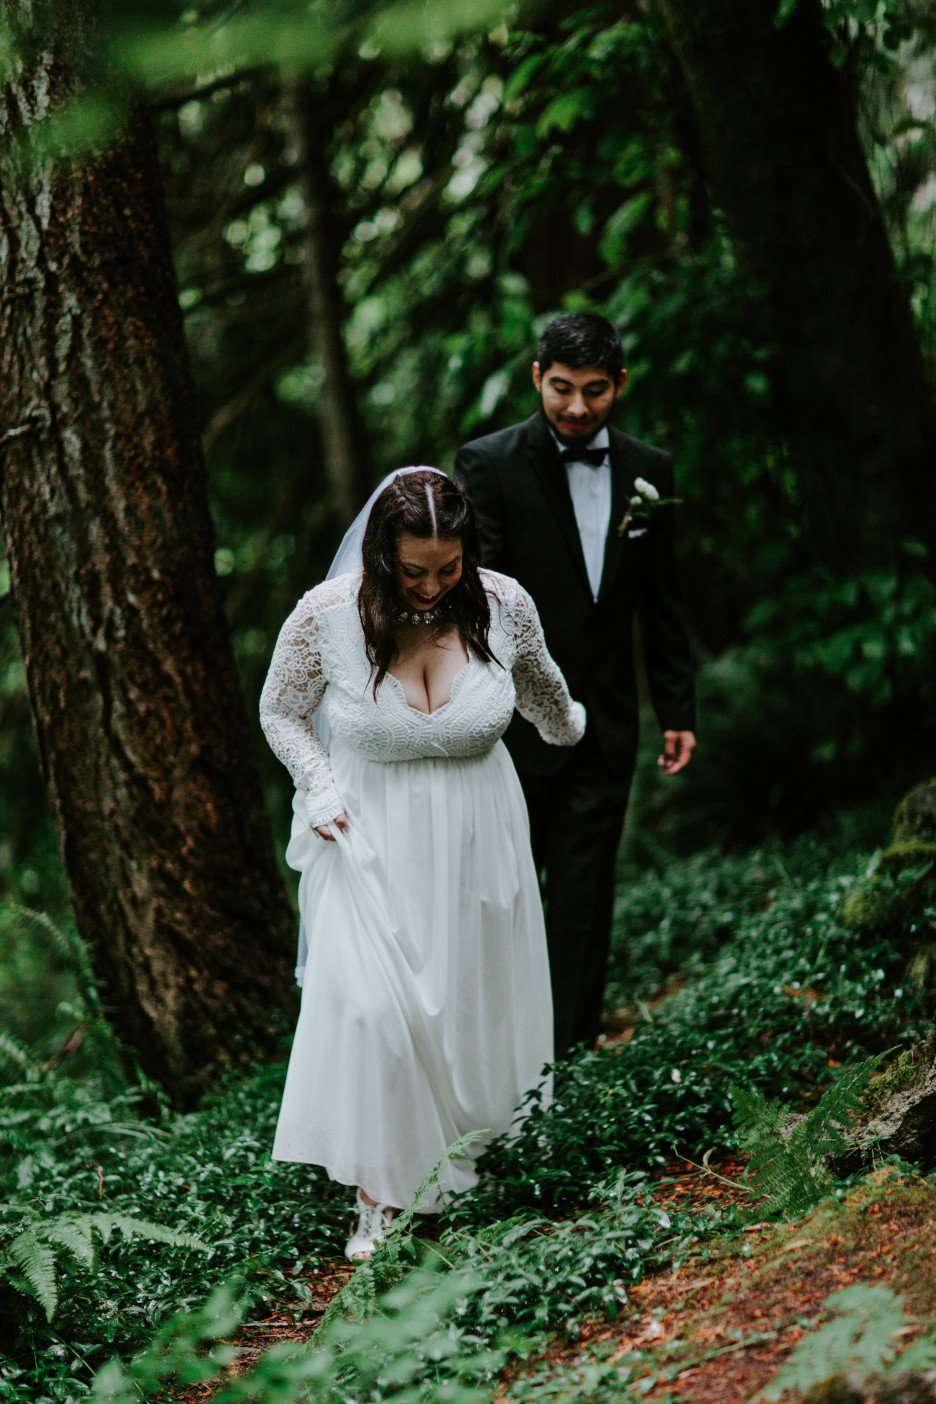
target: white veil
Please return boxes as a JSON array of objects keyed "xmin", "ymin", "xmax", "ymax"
[{"xmin": 323, "ymin": 465, "xmax": 447, "ymax": 582}]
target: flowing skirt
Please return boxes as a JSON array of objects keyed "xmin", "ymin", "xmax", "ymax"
[{"xmin": 271, "ymin": 738, "xmax": 553, "ymax": 1209}]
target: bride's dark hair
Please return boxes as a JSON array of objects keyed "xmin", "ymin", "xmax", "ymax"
[{"xmin": 359, "ymin": 470, "xmax": 498, "ymax": 695}]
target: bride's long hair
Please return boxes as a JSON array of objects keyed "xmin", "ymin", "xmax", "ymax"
[{"xmin": 359, "ymin": 470, "xmax": 498, "ymax": 695}]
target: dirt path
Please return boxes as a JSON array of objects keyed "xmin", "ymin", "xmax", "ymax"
[
  {"xmin": 533, "ymin": 1165, "xmax": 936, "ymax": 1400},
  {"xmin": 171, "ymin": 1163, "xmax": 936, "ymax": 1402}
]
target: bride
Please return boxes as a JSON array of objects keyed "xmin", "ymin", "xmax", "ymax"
[{"xmin": 259, "ymin": 468, "xmax": 585, "ymax": 1259}]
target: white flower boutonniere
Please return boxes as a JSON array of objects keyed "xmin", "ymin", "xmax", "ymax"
[{"xmin": 617, "ymin": 477, "xmax": 682, "ymax": 537}]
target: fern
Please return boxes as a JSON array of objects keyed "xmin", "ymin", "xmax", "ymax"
[
  {"xmin": 0, "ymin": 1208, "xmax": 208, "ymax": 1320},
  {"xmin": 731, "ymin": 1051, "xmax": 887, "ymax": 1217},
  {"xmin": 762, "ymin": 1283, "xmax": 936, "ymax": 1400},
  {"xmin": 4, "ymin": 904, "xmax": 102, "ymax": 1018},
  {"xmin": 0, "ymin": 904, "xmax": 126, "ymax": 1090},
  {"xmin": 4, "ymin": 1233, "xmax": 58, "ymax": 1320},
  {"xmin": 0, "ymin": 1029, "xmax": 44, "ymax": 1080}
]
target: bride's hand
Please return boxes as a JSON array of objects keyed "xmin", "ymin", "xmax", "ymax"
[{"xmin": 315, "ymin": 813, "xmax": 349, "ymax": 841}]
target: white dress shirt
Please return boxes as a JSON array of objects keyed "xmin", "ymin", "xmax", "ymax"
[{"xmin": 551, "ymin": 426, "xmax": 611, "ymax": 601}]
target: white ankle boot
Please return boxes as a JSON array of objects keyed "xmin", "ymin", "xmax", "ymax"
[{"xmin": 345, "ymin": 1188, "xmax": 394, "ymax": 1261}]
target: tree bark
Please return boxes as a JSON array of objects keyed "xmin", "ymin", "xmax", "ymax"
[
  {"xmin": 284, "ymin": 79, "xmax": 369, "ymax": 528},
  {"xmin": 655, "ymin": 0, "xmax": 936, "ymax": 573},
  {"xmin": 0, "ymin": 2, "xmax": 296, "ymax": 1106}
]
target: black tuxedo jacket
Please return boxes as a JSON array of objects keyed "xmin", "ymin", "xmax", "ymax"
[{"xmin": 455, "ymin": 412, "xmax": 695, "ymax": 778}]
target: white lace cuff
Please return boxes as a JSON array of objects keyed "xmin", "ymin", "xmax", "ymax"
[
  {"xmin": 303, "ymin": 787, "xmax": 345, "ymax": 829},
  {"xmin": 567, "ymin": 700, "xmax": 587, "ymax": 746}
]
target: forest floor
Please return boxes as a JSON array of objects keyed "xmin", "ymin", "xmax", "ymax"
[{"xmin": 170, "ymin": 1158, "xmax": 936, "ymax": 1404}]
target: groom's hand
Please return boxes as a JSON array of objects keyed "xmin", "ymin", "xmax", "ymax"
[{"xmin": 658, "ymin": 730, "xmax": 696, "ymax": 775}]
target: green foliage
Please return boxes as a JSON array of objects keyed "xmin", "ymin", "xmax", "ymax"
[
  {"xmin": 0, "ymin": 1205, "xmax": 207, "ymax": 1321},
  {"xmin": 762, "ymin": 1284, "xmax": 936, "ymax": 1400},
  {"xmin": 0, "ymin": 815, "xmax": 927, "ymax": 1401},
  {"xmin": 4, "ymin": 0, "xmax": 936, "ymax": 864},
  {"xmin": 461, "ymin": 824, "xmax": 927, "ymax": 1219},
  {"xmin": 776, "ymin": 0, "xmax": 936, "ymax": 73},
  {"xmin": 731, "ymin": 1053, "xmax": 887, "ymax": 1218},
  {"xmin": 89, "ymin": 1165, "xmax": 697, "ymax": 1404},
  {"xmin": 89, "ymin": 1267, "xmax": 506, "ymax": 1404},
  {"xmin": 0, "ymin": 1059, "xmax": 353, "ymax": 1399}
]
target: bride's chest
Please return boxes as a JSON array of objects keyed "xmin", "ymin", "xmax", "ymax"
[
  {"xmin": 317, "ymin": 607, "xmax": 516, "ymax": 751},
  {"xmin": 387, "ymin": 630, "xmax": 469, "ymax": 715}
]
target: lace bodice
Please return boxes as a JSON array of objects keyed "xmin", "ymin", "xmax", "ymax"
[{"xmin": 259, "ymin": 569, "xmax": 585, "ymax": 827}]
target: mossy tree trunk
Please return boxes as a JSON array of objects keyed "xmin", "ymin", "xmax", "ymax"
[
  {"xmin": 657, "ymin": 0, "xmax": 936, "ymax": 574},
  {"xmin": 0, "ymin": 1, "xmax": 296, "ymax": 1106}
]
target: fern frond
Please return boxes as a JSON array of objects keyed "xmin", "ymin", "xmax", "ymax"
[
  {"xmin": 762, "ymin": 1284, "xmax": 907, "ymax": 1400},
  {"xmin": 5, "ymin": 904, "xmax": 101, "ymax": 1014},
  {"xmin": 3, "ymin": 1230, "xmax": 59, "ymax": 1319},
  {"xmin": 0, "ymin": 1029, "xmax": 44, "ymax": 1080},
  {"xmin": 103, "ymin": 1212, "xmax": 208, "ymax": 1253},
  {"xmin": 404, "ymin": 1127, "xmax": 490, "ymax": 1222},
  {"xmin": 798, "ymin": 1052, "xmax": 888, "ymax": 1160},
  {"xmin": 732, "ymin": 1054, "xmax": 888, "ymax": 1219},
  {"xmin": 39, "ymin": 1216, "xmax": 97, "ymax": 1269},
  {"xmin": 730, "ymin": 1084, "xmax": 820, "ymax": 1216},
  {"xmin": 0, "ymin": 1208, "xmax": 207, "ymax": 1323}
]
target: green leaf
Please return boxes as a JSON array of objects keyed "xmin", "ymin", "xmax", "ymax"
[
  {"xmin": 503, "ymin": 51, "xmax": 546, "ymax": 104},
  {"xmin": 535, "ymin": 89, "xmax": 593, "ymax": 138},
  {"xmin": 774, "ymin": 0, "xmax": 801, "ymax": 27},
  {"xmin": 598, "ymin": 192, "xmax": 653, "ymax": 267}
]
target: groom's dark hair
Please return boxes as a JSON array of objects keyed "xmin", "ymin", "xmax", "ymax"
[{"xmin": 537, "ymin": 312, "xmax": 623, "ymax": 379}]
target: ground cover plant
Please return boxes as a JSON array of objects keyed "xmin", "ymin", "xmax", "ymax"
[{"xmin": 0, "ymin": 804, "xmax": 930, "ymax": 1401}]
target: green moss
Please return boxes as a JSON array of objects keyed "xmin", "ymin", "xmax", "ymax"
[
  {"xmin": 838, "ymin": 879, "xmax": 901, "ymax": 933},
  {"xmin": 801, "ymin": 1375, "xmax": 860, "ymax": 1404},
  {"xmin": 877, "ymin": 838, "xmax": 936, "ymax": 877},
  {"xmin": 894, "ymin": 779, "xmax": 936, "ymax": 844},
  {"xmin": 861, "ymin": 1036, "xmax": 934, "ymax": 1117},
  {"xmin": 837, "ymin": 839, "xmax": 936, "ymax": 937},
  {"xmin": 836, "ymin": 785, "xmax": 936, "ymax": 939}
]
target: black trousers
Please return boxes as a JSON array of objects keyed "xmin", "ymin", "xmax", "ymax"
[{"xmin": 516, "ymin": 731, "xmax": 632, "ymax": 1060}]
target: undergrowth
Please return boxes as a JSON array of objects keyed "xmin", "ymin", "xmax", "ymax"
[
  {"xmin": 463, "ymin": 824, "xmax": 929, "ymax": 1220},
  {"xmin": 0, "ymin": 815, "xmax": 929, "ymax": 1401}
]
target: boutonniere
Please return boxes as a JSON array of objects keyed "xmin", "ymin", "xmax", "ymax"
[{"xmin": 617, "ymin": 477, "xmax": 682, "ymax": 537}]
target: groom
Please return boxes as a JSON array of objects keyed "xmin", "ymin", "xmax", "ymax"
[{"xmin": 455, "ymin": 312, "xmax": 696, "ymax": 1059}]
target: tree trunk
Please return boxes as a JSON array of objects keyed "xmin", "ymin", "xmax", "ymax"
[
  {"xmin": 284, "ymin": 79, "xmax": 369, "ymax": 528},
  {"xmin": 0, "ymin": 2, "xmax": 296, "ymax": 1107},
  {"xmin": 656, "ymin": 0, "xmax": 936, "ymax": 573}
]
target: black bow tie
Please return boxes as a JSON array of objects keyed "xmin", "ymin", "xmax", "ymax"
[{"xmin": 558, "ymin": 446, "xmax": 607, "ymax": 467}]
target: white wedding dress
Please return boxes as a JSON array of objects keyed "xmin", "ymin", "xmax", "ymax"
[{"xmin": 259, "ymin": 567, "xmax": 585, "ymax": 1209}]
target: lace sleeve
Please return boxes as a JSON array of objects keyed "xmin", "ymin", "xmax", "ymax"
[
  {"xmin": 259, "ymin": 593, "xmax": 344, "ymax": 828},
  {"xmin": 501, "ymin": 579, "xmax": 586, "ymax": 746}
]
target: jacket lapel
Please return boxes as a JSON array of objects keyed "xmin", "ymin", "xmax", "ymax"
[
  {"xmin": 524, "ymin": 414, "xmax": 592, "ymax": 598},
  {"xmin": 597, "ymin": 428, "xmax": 634, "ymax": 604}
]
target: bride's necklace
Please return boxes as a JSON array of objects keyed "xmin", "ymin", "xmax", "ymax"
[{"xmin": 394, "ymin": 601, "xmax": 450, "ymax": 628}]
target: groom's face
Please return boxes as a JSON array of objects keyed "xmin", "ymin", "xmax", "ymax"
[{"xmin": 532, "ymin": 360, "xmax": 627, "ymax": 445}]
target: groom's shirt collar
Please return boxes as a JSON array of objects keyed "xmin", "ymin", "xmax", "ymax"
[{"xmin": 547, "ymin": 425, "xmax": 610, "ymax": 461}]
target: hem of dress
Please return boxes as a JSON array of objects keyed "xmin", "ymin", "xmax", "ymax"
[{"xmin": 270, "ymin": 1147, "xmax": 467, "ymax": 1214}]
